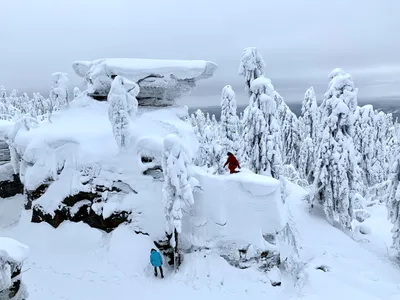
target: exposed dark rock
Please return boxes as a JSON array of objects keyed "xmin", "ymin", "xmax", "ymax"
[
  {"xmin": 31, "ymin": 183, "xmax": 132, "ymax": 232},
  {"xmin": 63, "ymin": 191, "xmax": 97, "ymax": 207},
  {"xmin": 25, "ymin": 183, "xmax": 49, "ymax": 210},
  {"xmin": 315, "ymin": 265, "xmax": 330, "ymax": 272},
  {"xmin": 154, "ymin": 234, "xmax": 174, "ymax": 266},
  {"xmin": 141, "ymin": 156, "xmax": 153, "ymax": 163},
  {"xmin": 0, "ymin": 174, "xmax": 23, "ymax": 199},
  {"xmin": 31, "ymin": 206, "xmax": 69, "ymax": 228},
  {"xmin": 143, "ymin": 166, "xmax": 163, "ymax": 180}
]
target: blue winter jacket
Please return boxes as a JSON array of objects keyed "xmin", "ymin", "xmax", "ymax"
[{"xmin": 150, "ymin": 250, "xmax": 162, "ymax": 267}]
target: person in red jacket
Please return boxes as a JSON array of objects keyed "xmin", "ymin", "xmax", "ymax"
[{"xmin": 224, "ymin": 152, "xmax": 241, "ymax": 174}]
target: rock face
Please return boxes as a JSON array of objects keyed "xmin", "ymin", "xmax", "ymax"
[
  {"xmin": 25, "ymin": 183, "xmax": 49, "ymax": 210},
  {"xmin": 72, "ymin": 58, "xmax": 218, "ymax": 106},
  {"xmin": 31, "ymin": 184, "xmax": 132, "ymax": 233},
  {"xmin": 0, "ymin": 164, "xmax": 23, "ymax": 199}
]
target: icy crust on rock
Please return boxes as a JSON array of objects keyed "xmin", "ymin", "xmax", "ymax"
[
  {"xmin": 182, "ymin": 167, "xmax": 284, "ymax": 250},
  {"xmin": 0, "ymin": 237, "xmax": 29, "ymax": 264},
  {"xmin": 73, "ymin": 58, "xmax": 218, "ymax": 81}
]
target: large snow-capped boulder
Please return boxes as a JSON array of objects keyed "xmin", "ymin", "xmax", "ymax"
[
  {"xmin": 72, "ymin": 58, "xmax": 218, "ymax": 106},
  {"xmin": 183, "ymin": 167, "xmax": 284, "ymax": 251},
  {"xmin": 0, "ymin": 237, "xmax": 29, "ymax": 299}
]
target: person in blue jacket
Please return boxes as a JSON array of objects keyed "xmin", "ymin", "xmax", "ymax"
[{"xmin": 150, "ymin": 248, "xmax": 164, "ymax": 278}]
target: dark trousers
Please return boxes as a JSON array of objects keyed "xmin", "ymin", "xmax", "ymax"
[{"xmin": 154, "ymin": 266, "xmax": 164, "ymax": 278}]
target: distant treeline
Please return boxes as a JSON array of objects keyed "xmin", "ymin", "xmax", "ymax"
[{"xmin": 189, "ymin": 101, "xmax": 400, "ymax": 121}]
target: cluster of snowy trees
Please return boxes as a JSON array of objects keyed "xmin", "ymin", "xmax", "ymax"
[
  {"xmin": 0, "ymin": 73, "xmax": 81, "ymax": 125},
  {"xmin": 188, "ymin": 47, "xmax": 400, "ymax": 256}
]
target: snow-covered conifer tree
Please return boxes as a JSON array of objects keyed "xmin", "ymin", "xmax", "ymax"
[
  {"xmin": 50, "ymin": 72, "xmax": 70, "ymax": 108},
  {"xmin": 8, "ymin": 89, "xmax": 19, "ymax": 109},
  {"xmin": 298, "ymin": 87, "xmax": 318, "ymax": 182},
  {"xmin": 312, "ymin": 68, "xmax": 360, "ymax": 230},
  {"xmin": 107, "ymin": 76, "xmax": 139, "ymax": 149},
  {"xmin": 162, "ymin": 134, "xmax": 199, "ymax": 270},
  {"xmin": 372, "ymin": 111, "xmax": 389, "ymax": 183},
  {"xmin": 220, "ymin": 85, "xmax": 240, "ymax": 155},
  {"xmin": 387, "ymin": 154, "xmax": 400, "ymax": 256},
  {"xmin": 242, "ymin": 77, "xmax": 282, "ymax": 178},
  {"xmin": 32, "ymin": 93, "xmax": 46, "ymax": 120},
  {"xmin": 353, "ymin": 105, "xmax": 376, "ymax": 185},
  {"xmin": 206, "ymin": 112, "xmax": 211, "ymax": 126},
  {"xmin": 238, "ymin": 47, "xmax": 266, "ymax": 96},
  {"xmin": 211, "ymin": 114, "xmax": 218, "ymax": 128},
  {"xmin": 280, "ymin": 104, "xmax": 300, "ymax": 168},
  {"xmin": 20, "ymin": 93, "xmax": 30, "ymax": 115},
  {"xmin": 0, "ymin": 86, "xmax": 9, "ymax": 120}
]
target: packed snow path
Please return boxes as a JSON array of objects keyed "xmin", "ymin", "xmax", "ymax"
[{"xmin": 1, "ymin": 185, "xmax": 400, "ymax": 299}]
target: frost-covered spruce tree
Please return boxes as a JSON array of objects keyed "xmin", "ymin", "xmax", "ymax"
[
  {"xmin": 387, "ymin": 154, "xmax": 400, "ymax": 256},
  {"xmin": 280, "ymin": 103, "xmax": 300, "ymax": 168},
  {"xmin": 220, "ymin": 85, "xmax": 240, "ymax": 156},
  {"xmin": 107, "ymin": 76, "xmax": 139, "ymax": 149},
  {"xmin": 238, "ymin": 47, "xmax": 266, "ymax": 96},
  {"xmin": 243, "ymin": 76, "xmax": 282, "ymax": 178},
  {"xmin": 32, "ymin": 93, "xmax": 46, "ymax": 120},
  {"xmin": 211, "ymin": 114, "xmax": 218, "ymax": 128},
  {"xmin": 206, "ymin": 112, "xmax": 211, "ymax": 126},
  {"xmin": 298, "ymin": 87, "xmax": 319, "ymax": 182},
  {"xmin": 193, "ymin": 109, "xmax": 208, "ymax": 166},
  {"xmin": 19, "ymin": 93, "xmax": 30, "ymax": 115},
  {"xmin": 353, "ymin": 105, "xmax": 376, "ymax": 185},
  {"xmin": 301, "ymin": 87, "xmax": 318, "ymax": 141},
  {"xmin": 372, "ymin": 111, "xmax": 389, "ymax": 183},
  {"xmin": 312, "ymin": 68, "xmax": 360, "ymax": 230},
  {"xmin": 50, "ymin": 72, "xmax": 70, "ymax": 108},
  {"xmin": 8, "ymin": 89, "xmax": 19, "ymax": 110},
  {"xmin": 0, "ymin": 86, "xmax": 9, "ymax": 120},
  {"xmin": 162, "ymin": 134, "xmax": 199, "ymax": 270}
]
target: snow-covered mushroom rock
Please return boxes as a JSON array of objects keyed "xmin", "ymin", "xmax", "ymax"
[
  {"xmin": 72, "ymin": 58, "xmax": 218, "ymax": 106},
  {"xmin": 0, "ymin": 237, "xmax": 29, "ymax": 299}
]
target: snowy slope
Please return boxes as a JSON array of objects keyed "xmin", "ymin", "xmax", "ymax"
[{"xmin": 1, "ymin": 183, "xmax": 399, "ymax": 299}]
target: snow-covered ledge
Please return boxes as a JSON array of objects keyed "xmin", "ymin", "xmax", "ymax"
[
  {"xmin": 72, "ymin": 58, "xmax": 218, "ymax": 106},
  {"xmin": 181, "ymin": 167, "xmax": 284, "ymax": 270},
  {"xmin": 0, "ymin": 237, "xmax": 29, "ymax": 300}
]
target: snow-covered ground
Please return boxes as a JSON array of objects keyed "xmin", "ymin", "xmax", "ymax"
[{"xmin": 1, "ymin": 183, "xmax": 399, "ymax": 299}]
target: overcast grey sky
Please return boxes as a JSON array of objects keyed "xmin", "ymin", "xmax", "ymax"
[{"xmin": 1, "ymin": 0, "xmax": 400, "ymax": 106}]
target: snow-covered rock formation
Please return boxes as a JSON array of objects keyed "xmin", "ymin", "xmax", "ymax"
[
  {"xmin": 72, "ymin": 58, "xmax": 218, "ymax": 106},
  {"xmin": 6, "ymin": 95, "xmax": 285, "ymax": 275},
  {"xmin": 0, "ymin": 237, "xmax": 29, "ymax": 300}
]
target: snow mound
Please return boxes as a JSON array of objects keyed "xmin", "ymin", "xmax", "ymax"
[{"xmin": 0, "ymin": 237, "xmax": 29, "ymax": 264}]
